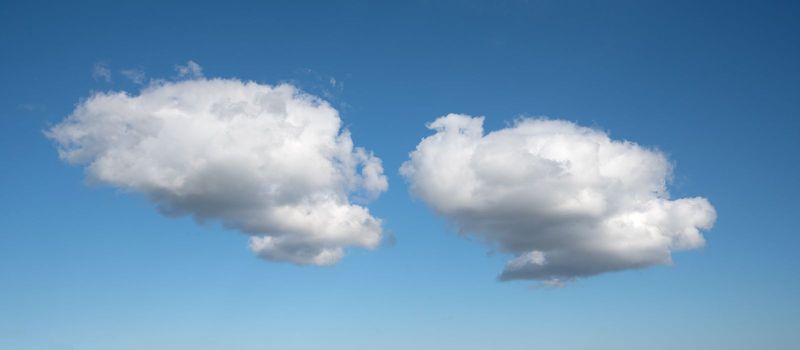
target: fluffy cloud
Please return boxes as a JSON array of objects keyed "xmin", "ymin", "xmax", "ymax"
[
  {"xmin": 47, "ymin": 76, "xmax": 388, "ymax": 265},
  {"xmin": 401, "ymin": 114, "xmax": 716, "ymax": 283}
]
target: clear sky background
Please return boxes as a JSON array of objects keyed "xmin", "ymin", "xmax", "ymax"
[{"xmin": 1, "ymin": 1, "xmax": 798, "ymax": 349}]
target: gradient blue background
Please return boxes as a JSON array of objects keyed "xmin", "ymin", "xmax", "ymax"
[{"xmin": 1, "ymin": 1, "xmax": 798, "ymax": 349}]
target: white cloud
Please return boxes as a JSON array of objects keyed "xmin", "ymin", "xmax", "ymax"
[
  {"xmin": 175, "ymin": 60, "xmax": 203, "ymax": 79},
  {"xmin": 92, "ymin": 62, "xmax": 112, "ymax": 82},
  {"xmin": 120, "ymin": 68, "xmax": 146, "ymax": 84},
  {"xmin": 47, "ymin": 77, "xmax": 388, "ymax": 265},
  {"xmin": 401, "ymin": 114, "xmax": 716, "ymax": 283}
]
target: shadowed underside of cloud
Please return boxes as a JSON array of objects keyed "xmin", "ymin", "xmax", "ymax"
[
  {"xmin": 47, "ymin": 76, "xmax": 388, "ymax": 265},
  {"xmin": 401, "ymin": 114, "xmax": 716, "ymax": 283}
]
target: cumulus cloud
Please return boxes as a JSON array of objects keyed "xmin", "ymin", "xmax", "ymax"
[
  {"xmin": 401, "ymin": 114, "xmax": 716, "ymax": 283},
  {"xmin": 92, "ymin": 62, "xmax": 112, "ymax": 82},
  {"xmin": 47, "ymin": 74, "xmax": 388, "ymax": 265}
]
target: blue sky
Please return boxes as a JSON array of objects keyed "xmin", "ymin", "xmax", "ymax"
[{"xmin": 1, "ymin": 1, "xmax": 799, "ymax": 349}]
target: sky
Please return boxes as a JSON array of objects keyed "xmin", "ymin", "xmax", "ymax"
[{"xmin": 1, "ymin": 0, "xmax": 799, "ymax": 349}]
